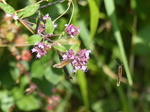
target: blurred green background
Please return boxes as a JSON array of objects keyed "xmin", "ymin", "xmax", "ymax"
[{"xmin": 0, "ymin": 0, "xmax": 150, "ymax": 112}]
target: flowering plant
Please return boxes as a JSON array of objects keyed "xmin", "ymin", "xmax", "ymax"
[{"xmin": 0, "ymin": 0, "xmax": 91, "ymax": 111}]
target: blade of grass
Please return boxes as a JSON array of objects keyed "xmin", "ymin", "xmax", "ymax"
[
  {"xmin": 116, "ymin": 87, "xmax": 129, "ymax": 112},
  {"xmin": 104, "ymin": 0, "xmax": 134, "ymax": 112},
  {"xmin": 88, "ymin": 0, "xmax": 99, "ymax": 39},
  {"xmin": 77, "ymin": 70, "xmax": 89, "ymax": 109},
  {"xmin": 104, "ymin": 0, "xmax": 133, "ymax": 86}
]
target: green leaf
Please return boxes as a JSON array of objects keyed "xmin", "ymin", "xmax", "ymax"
[
  {"xmin": 32, "ymin": 78, "xmax": 53, "ymax": 95},
  {"xmin": 0, "ymin": 3, "xmax": 15, "ymax": 14},
  {"xmin": 18, "ymin": 4, "xmax": 39, "ymax": 18},
  {"xmin": 88, "ymin": 0, "xmax": 99, "ymax": 39},
  {"xmin": 31, "ymin": 60, "xmax": 45, "ymax": 78},
  {"xmin": 53, "ymin": 45, "xmax": 67, "ymax": 52},
  {"xmin": 27, "ymin": 35, "xmax": 42, "ymax": 45},
  {"xmin": 45, "ymin": 67, "xmax": 62, "ymax": 85},
  {"xmin": 70, "ymin": 44, "xmax": 80, "ymax": 53},
  {"xmin": 0, "ymin": 90, "xmax": 14, "ymax": 112},
  {"xmin": 45, "ymin": 18, "xmax": 55, "ymax": 34},
  {"xmin": 77, "ymin": 20, "xmax": 94, "ymax": 50},
  {"xmin": 16, "ymin": 95, "xmax": 40, "ymax": 111},
  {"xmin": 134, "ymin": 24, "xmax": 150, "ymax": 55}
]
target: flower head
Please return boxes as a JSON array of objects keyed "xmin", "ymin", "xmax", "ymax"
[
  {"xmin": 65, "ymin": 24, "xmax": 80, "ymax": 38},
  {"xmin": 31, "ymin": 42, "xmax": 51, "ymax": 58},
  {"xmin": 37, "ymin": 24, "xmax": 45, "ymax": 35},
  {"xmin": 6, "ymin": 13, "xmax": 18, "ymax": 20},
  {"xmin": 62, "ymin": 49, "xmax": 91, "ymax": 72},
  {"xmin": 43, "ymin": 14, "xmax": 51, "ymax": 20},
  {"xmin": 62, "ymin": 49, "xmax": 75, "ymax": 60}
]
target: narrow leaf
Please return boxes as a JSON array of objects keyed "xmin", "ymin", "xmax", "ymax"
[
  {"xmin": 0, "ymin": 3, "xmax": 15, "ymax": 14},
  {"xmin": 77, "ymin": 20, "xmax": 94, "ymax": 50},
  {"xmin": 77, "ymin": 70, "xmax": 89, "ymax": 108},
  {"xmin": 18, "ymin": 4, "xmax": 39, "ymax": 18},
  {"xmin": 88, "ymin": 0, "xmax": 99, "ymax": 39},
  {"xmin": 45, "ymin": 18, "xmax": 54, "ymax": 34},
  {"xmin": 27, "ymin": 35, "xmax": 42, "ymax": 45}
]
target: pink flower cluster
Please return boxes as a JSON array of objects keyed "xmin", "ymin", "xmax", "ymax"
[
  {"xmin": 43, "ymin": 14, "xmax": 51, "ymax": 20},
  {"xmin": 62, "ymin": 49, "xmax": 91, "ymax": 72},
  {"xmin": 37, "ymin": 14, "xmax": 57, "ymax": 36},
  {"xmin": 31, "ymin": 42, "xmax": 51, "ymax": 58},
  {"xmin": 65, "ymin": 24, "xmax": 80, "ymax": 38}
]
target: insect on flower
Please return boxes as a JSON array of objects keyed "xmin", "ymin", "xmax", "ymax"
[
  {"xmin": 114, "ymin": 60, "xmax": 124, "ymax": 87},
  {"xmin": 53, "ymin": 59, "xmax": 73, "ymax": 68}
]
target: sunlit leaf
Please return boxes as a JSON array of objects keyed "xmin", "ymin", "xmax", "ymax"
[
  {"xmin": 27, "ymin": 35, "xmax": 42, "ymax": 45},
  {"xmin": 0, "ymin": 90, "xmax": 14, "ymax": 112},
  {"xmin": 45, "ymin": 18, "xmax": 54, "ymax": 34},
  {"xmin": 53, "ymin": 45, "xmax": 67, "ymax": 52},
  {"xmin": 0, "ymin": 3, "xmax": 15, "ymax": 14},
  {"xmin": 16, "ymin": 95, "xmax": 40, "ymax": 111},
  {"xmin": 18, "ymin": 4, "xmax": 39, "ymax": 18}
]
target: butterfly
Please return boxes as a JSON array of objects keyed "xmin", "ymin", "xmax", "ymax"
[
  {"xmin": 114, "ymin": 60, "xmax": 124, "ymax": 86},
  {"xmin": 53, "ymin": 59, "xmax": 73, "ymax": 79},
  {"xmin": 53, "ymin": 59, "xmax": 73, "ymax": 68}
]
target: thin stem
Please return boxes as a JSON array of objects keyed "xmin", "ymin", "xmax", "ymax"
[
  {"xmin": 54, "ymin": 0, "xmax": 74, "ymax": 40},
  {"xmin": 19, "ymin": 19, "xmax": 35, "ymax": 34},
  {"xmin": 35, "ymin": 11, "xmax": 41, "ymax": 34},
  {"xmin": 67, "ymin": 0, "xmax": 74, "ymax": 25},
  {"xmin": 35, "ymin": 0, "xmax": 45, "ymax": 5},
  {"xmin": 20, "ymin": 20, "xmax": 35, "ymax": 31},
  {"xmin": 53, "ymin": 0, "xmax": 72, "ymax": 23},
  {"xmin": 0, "ymin": 44, "xmax": 30, "ymax": 47},
  {"xmin": 16, "ymin": 0, "xmax": 45, "ymax": 13},
  {"xmin": 22, "ymin": 19, "xmax": 35, "ymax": 25},
  {"xmin": 38, "ymin": 0, "xmax": 65, "ymax": 9}
]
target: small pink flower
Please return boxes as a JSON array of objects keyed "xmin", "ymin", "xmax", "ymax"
[
  {"xmin": 45, "ymin": 106, "xmax": 51, "ymax": 110},
  {"xmin": 31, "ymin": 42, "xmax": 51, "ymax": 58},
  {"xmin": 52, "ymin": 88, "xmax": 57, "ymax": 93},
  {"xmin": 51, "ymin": 96, "xmax": 59, "ymax": 101},
  {"xmin": 37, "ymin": 24, "xmax": 45, "ymax": 35},
  {"xmin": 62, "ymin": 49, "xmax": 91, "ymax": 72},
  {"xmin": 65, "ymin": 24, "xmax": 80, "ymax": 38},
  {"xmin": 6, "ymin": 13, "xmax": 18, "ymax": 20},
  {"xmin": 43, "ymin": 14, "xmax": 51, "ymax": 20}
]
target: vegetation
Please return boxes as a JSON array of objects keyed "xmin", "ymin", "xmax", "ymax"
[{"xmin": 0, "ymin": 0, "xmax": 150, "ymax": 112}]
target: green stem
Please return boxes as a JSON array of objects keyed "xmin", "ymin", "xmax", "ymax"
[
  {"xmin": 67, "ymin": 0, "xmax": 74, "ymax": 25},
  {"xmin": 128, "ymin": 86, "xmax": 134, "ymax": 112},
  {"xmin": 53, "ymin": 0, "xmax": 72, "ymax": 23},
  {"xmin": 116, "ymin": 87, "xmax": 129, "ymax": 112}
]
